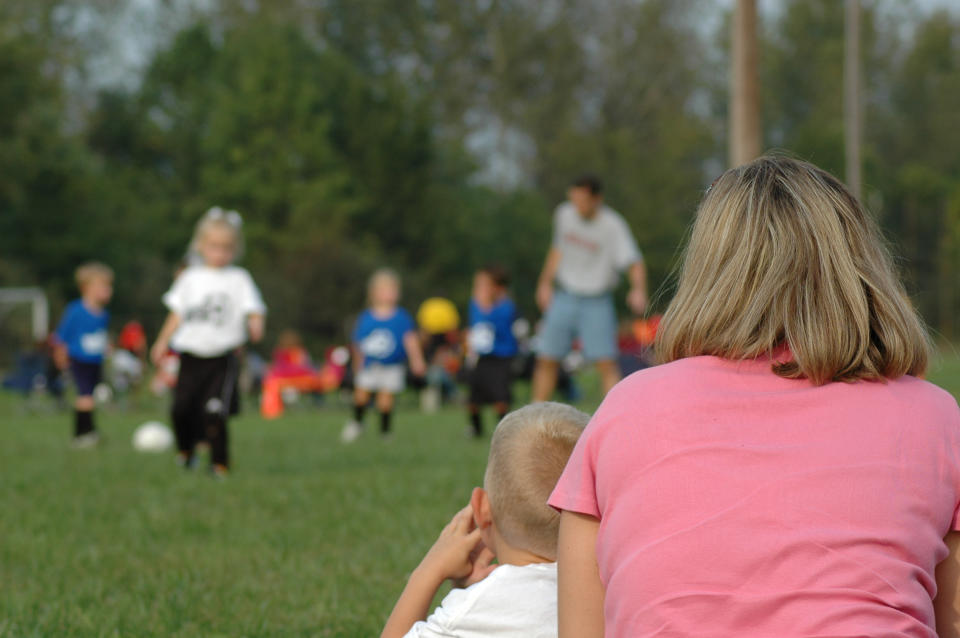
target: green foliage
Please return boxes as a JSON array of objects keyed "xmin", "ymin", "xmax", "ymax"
[{"xmin": 0, "ymin": 0, "xmax": 958, "ymax": 348}]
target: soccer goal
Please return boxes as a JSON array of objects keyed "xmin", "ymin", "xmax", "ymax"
[{"xmin": 0, "ymin": 287, "xmax": 50, "ymax": 372}]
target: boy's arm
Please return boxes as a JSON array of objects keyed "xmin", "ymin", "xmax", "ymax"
[
  {"xmin": 380, "ymin": 565, "xmax": 446, "ymax": 638},
  {"xmin": 247, "ymin": 313, "xmax": 265, "ymax": 344},
  {"xmin": 381, "ymin": 505, "xmax": 494, "ymax": 638},
  {"xmin": 150, "ymin": 312, "xmax": 181, "ymax": 366},
  {"xmin": 53, "ymin": 342, "xmax": 69, "ymax": 370},
  {"xmin": 935, "ymin": 530, "xmax": 960, "ymax": 637},
  {"xmin": 557, "ymin": 511, "xmax": 605, "ymax": 638},
  {"xmin": 403, "ymin": 331, "xmax": 427, "ymax": 377},
  {"xmin": 52, "ymin": 308, "xmax": 74, "ymax": 369}
]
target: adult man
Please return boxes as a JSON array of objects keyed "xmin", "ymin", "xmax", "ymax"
[{"xmin": 532, "ymin": 174, "xmax": 647, "ymax": 401}]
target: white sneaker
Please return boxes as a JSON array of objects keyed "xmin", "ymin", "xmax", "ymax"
[
  {"xmin": 72, "ymin": 432, "xmax": 101, "ymax": 449},
  {"xmin": 341, "ymin": 420, "xmax": 364, "ymax": 444}
]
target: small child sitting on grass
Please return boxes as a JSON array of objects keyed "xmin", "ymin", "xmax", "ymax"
[{"xmin": 381, "ymin": 402, "xmax": 589, "ymax": 638}]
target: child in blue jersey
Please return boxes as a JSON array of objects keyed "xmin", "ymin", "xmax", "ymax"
[
  {"xmin": 53, "ymin": 262, "xmax": 114, "ymax": 447},
  {"xmin": 342, "ymin": 269, "xmax": 426, "ymax": 443},
  {"xmin": 466, "ymin": 265, "xmax": 519, "ymax": 438}
]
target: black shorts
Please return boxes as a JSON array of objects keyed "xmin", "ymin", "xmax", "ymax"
[
  {"xmin": 469, "ymin": 355, "xmax": 514, "ymax": 406},
  {"xmin": 174, "ymin": 353, "xmax": 240, "ymax": 418},
  {"xmin": 69, "ymin": 359, "xmax": 102, "ymax": 396}
]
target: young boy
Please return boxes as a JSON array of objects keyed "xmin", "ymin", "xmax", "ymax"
[
  {"xmin": 381, "ymin": 402, "xmax": 589, "ymax": 638},
  {"xmin": 151, "ymin": 210, "xmax": 265, "ymax": 476},
  {"xmin": 342, "ymin": 268, "xmax": 426, "ymax": 443},
  {"xmin": 53, "ymin": 262, "xmax": 114, "ymax": 447},
  {"xmin": 466, "ymin": 265, "xmax": 519, "ymax": 437}
]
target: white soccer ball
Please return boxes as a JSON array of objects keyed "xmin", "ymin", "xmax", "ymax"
[
  {"xmin": 132, "ymin": 421, "xmax": 174, "ymax": 453},
  {"xmin": 94, "ymin": 383, "xmax": 114, "ymax": 404}
]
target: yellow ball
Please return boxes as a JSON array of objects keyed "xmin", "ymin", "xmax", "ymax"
[{"xmin": 417, "ymin": 297, "xmax": 460, "ymax": 334}]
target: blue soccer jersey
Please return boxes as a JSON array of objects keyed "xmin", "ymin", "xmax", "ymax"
[
  {"xmin": 468, "ymin": 298, "xmax": 518, "ymax": 358},
  {"xmin": 55, "ymin": 300, "xmax": 109, "ymax": 364},
  {"xmin": 352, "ymin": 308, "xmax": 416, "ymax": 366}
]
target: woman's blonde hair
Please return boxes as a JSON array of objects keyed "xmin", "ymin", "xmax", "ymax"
[{"xmin": 656, "ymin": 155, "xmax": 929, "ymax": 385}]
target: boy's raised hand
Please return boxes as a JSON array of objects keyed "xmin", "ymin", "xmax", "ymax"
[
  {"xmin": 417, "ymin": 505, "xmax": 494, "ymax": 586},
  {"xmin": 454, "ymin": 543, "xmax": 497, "ymax": 589},
  {"xmin": 381, "ymin": 504, "xmax": 497, "ymax": 638}
]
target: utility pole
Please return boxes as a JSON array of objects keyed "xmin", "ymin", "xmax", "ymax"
[
  {"xmin": 730, "ymin": 0, "xmax": 761, "ymax": 167},
  {"xmin": 844, "ymin": 0, "xmax": 862, "ymax": 200}
]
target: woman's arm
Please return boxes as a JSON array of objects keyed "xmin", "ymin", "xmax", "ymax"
[
  {"xmin": 935, "ymin": 530, "xmax": 960, "ymax": 637},
  {"xmin": 557, "ymin": 510, "xmax": 604, "ymax": 638}
]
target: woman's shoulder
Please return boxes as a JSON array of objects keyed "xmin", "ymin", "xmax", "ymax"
[
  {"xmin": 611, "ymin": 355, "xmax": 726, "ymax": 392},
  {"xmin": 881, "ymin": 374, "xmax": 960, "ymax": 419}
]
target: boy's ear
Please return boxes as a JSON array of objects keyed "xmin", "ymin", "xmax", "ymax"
[{"xmin": 471, "ymin": 487, "xmax": 493, "ymax": 529}]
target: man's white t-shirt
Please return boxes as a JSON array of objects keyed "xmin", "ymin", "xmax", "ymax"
[
  {"xmin": 163, "ymin": 265, "xmax": 266, "ymax": 357},
  {"xmin": 403, "ymin": 563, "xmax": 558, "ymax": 638},
  {"xmin": 552, "ymin": 202, "xmax": 641, "ymax": 296}
]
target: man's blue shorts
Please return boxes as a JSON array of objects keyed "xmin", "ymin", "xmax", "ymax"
[{"xmin": 537, "ymin": 289, "xmax": 618, "ymax": 362}]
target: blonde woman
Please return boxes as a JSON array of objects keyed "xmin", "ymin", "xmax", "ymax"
[{"xmin": 549, "ymin": 156, "xmax": 960, "ymax": 637}]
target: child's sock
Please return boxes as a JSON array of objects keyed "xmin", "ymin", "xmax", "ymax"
[
  {"xmin": 470, "ymin": 411, "xmax": 483, "ymax": 437},
  {"xmin": 74, "ymin": 410, "xmax": 94, "ymax": 437},
  {"xmin": 379, "ymin": 410, "xmax": 392, "ymax": 434},
  {"xmin": 353, "ymin": 403, "xmax": 367, "ymax": 423}
]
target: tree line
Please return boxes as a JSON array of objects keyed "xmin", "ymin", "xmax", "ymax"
[{"xmin": 1, "ymin": 0, "xmax": 958, "ymax": 353}]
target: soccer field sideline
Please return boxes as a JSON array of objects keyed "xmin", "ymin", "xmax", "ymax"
[{"xmin": 1, "ymin": 350, "xmax": 958, "ymax": 637}]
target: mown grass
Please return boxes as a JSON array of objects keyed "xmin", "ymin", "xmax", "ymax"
[
  {"xmin": 1, "ymin": 351, "xmax": 958, "ymax": 637},
  {"xmin": 0, "ymin": 396, "xmax": 510, "ymax": 637}
]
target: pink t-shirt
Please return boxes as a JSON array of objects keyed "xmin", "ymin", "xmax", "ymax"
[{"xmin": 549, "ymin": 355, "xmax": 960, "ymax": 638}]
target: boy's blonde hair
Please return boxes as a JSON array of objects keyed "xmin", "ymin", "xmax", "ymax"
[
  {"xmin": 75, "ymin": 262, "xmax": 113, "ymax": 291},
  {"xmin": 484, "ymin": 402, "xmax": 589, "ymax": 559},
  {"xmin": 368, "ymin": 268, "xmax": 401, "ymax": 299},
  {"xmin": 656, "ymin": 155, "xmax": 929, "ymax": 385}
]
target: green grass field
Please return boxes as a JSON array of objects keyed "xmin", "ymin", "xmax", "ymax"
[{"xmin": 2, "ymin": 350, "xmax": 959, "ymax": 637}]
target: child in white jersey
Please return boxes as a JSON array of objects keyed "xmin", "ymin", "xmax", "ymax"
[
  {"xmin": 150, "ymin": 209, "xmax": 266, "ymax": 476},
  {"xmin": 381, "ymin": 402, "xmax": 588, "ymax": 638}
]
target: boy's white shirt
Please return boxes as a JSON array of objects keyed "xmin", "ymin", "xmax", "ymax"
[
  {"xmin": 403, "ymin": 562, "xmax": 558, "ymax": 638},
  {"xmin": 163, "ymin": 265, "xmax": 265, "ymax": 357}
]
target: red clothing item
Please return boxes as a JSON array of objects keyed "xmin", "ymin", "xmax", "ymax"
[{"xmin": 118, "ymin": 321, "xmax": 146, "ymax": 353}]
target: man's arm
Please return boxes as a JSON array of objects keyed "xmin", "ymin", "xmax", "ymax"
[
  {"xmin": 557, "ymin": 511, "xmax": 605, "ymax": 638},
  {"xmin": 626, "ymin": 260, "xmax": 648, "ymax": 316},
  {"xmin": 536, "ymin": 247, "xmax": 562, "ymax": 312},
  {"xmin": 935, "ymin": 530, "xmax": 960, "ymax": 637}
]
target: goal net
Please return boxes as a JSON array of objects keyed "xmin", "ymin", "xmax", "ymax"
[{"xmin": 0, "ymin": 288, "xmax": 49, "ymax": 374}]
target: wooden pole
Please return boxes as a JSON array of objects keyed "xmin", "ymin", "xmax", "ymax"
[
  {"xmin": 730, "ymin": 0, "xmax": 761, "ymax": 167},
  {"xmin": 844, "ymin": 0, "xmax": 862, "ymax": 200}
]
